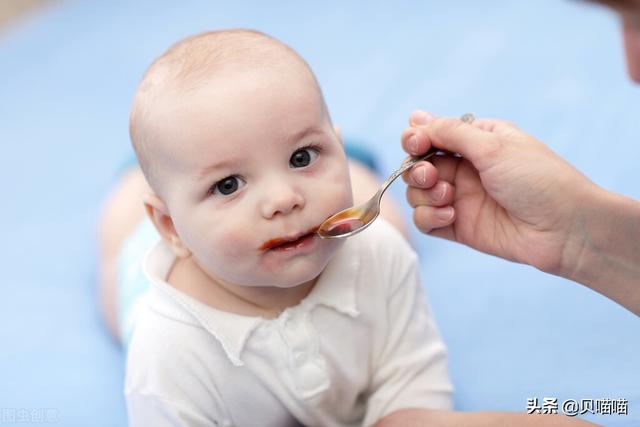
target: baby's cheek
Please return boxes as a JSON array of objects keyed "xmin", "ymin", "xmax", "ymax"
[
  {"xmin": 324, "ymin": 163, "xmax": 353, "ymax": 209},
  {"xmin": 216, "ymin": 229, "xmax": 254, "ymax": 259}
]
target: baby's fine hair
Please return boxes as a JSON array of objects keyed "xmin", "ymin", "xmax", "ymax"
[{"xmin": 129, "ymin": 29, "xmax": 317, "ymax": 192}]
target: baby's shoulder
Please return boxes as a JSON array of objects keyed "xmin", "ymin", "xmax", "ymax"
[
  {"xmin": 126, "ymin": 292, "xmax": 223, "ymax": 368},
  {"xmin": 124, "ymin": 302, "xmax": 231, "ymax": 423},
  {"xmin": 125, "ymin": 297, "xmax": 231, "ymax": 397},
  {"xmin": 127, "ymin": 300, "xmax": 195, "ymax": 362}
]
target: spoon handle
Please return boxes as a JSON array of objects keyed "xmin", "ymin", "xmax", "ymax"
[
  {"xmin": 377, "ymin": 147, "xmax": 441, "ymax": 199},
  {"xmin": 379, "ymin": 113, "xmax": 475, "ymax": 198}
]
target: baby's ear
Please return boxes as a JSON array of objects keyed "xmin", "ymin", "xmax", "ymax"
[
  {"xmin": 143, "ymin": 193, "xmax": 191, "ymax": 258},
  {"xmin": 333, "ymin": 126, "xmax": 343, "ymax": 145}
]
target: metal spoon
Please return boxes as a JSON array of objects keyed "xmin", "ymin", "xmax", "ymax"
[{"xmin": 317, "ymin": 113, "xmax": 475, "ymax": 239}]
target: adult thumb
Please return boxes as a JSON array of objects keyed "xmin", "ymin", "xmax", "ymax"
[{"xmin": 412, "ymin": 113, "xmax": 502, "ymax": 169}]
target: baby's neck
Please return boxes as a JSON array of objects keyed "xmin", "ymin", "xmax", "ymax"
[{"xmin": 167, "ymin": 256, "xmax": 316, "ymax": 319}]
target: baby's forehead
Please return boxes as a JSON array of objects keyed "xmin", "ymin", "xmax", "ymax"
[
  {"xmin": 131, "ymin": 30, "xmax": 323, "ymax": 189},
  {"xmin": 153, "ymin": 32, "xmax": 308, "ymax": 92},
  {"xmin": 136, "ymin": 34, "xmax": 315, "ymax": 133}
]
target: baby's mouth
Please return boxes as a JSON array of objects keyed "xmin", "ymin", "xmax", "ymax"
[{"xmin": 260, "ymin": 226, "xmax": 320, "ymax": 251}]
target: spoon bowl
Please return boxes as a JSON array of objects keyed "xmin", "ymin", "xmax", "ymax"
[{"xmin": 317, "ymin": 113, "xmax": 475, "ymax": 239}]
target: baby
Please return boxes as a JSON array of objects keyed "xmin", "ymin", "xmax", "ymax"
[{"xmin": 113, "ymin": 29, "xmax": 453, "ymax": 426}]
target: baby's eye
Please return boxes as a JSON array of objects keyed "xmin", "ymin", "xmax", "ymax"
[
  {"xmin": 210, "ymin": 175, "xmax": 246, "ymax": 196},
  {"xmin": 290, "ymin": 147, "xmax": 319, "ymax": 168}
]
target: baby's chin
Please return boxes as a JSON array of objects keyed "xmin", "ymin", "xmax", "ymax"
[
  {"xmin": 259, "ymin": 248, "xmax": 340, "ymax": 288},
  {"xmin": 231, "ymin": 273, "xmax": 318, "ymax": 289},
  {"xmin": 260, "ymin": 266, "xmax": 325, "ymax": 289}
]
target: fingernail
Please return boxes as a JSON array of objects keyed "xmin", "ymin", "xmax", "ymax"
[
  {"xmin": 414, "ymin": 165, "xmax": 426, "ymax": 185},
  {"xmin": 409, "ymin": 134, "xmax": 419, "ymax": 155},
  {"xmin": 411, "ymin": 110, "xmax": 434, "ymax": 126},
  {"xmin": 435, "ymin": 207, "xmax": 454, "ymax": 221},
  {"xmin": 435, "ymin": 182, "xmax": 447, "ymax": 201}
]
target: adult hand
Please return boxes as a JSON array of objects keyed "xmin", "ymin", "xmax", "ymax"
[{"xmin": 401, "ymin": 110, "xmax": 598, "ymax": 277}]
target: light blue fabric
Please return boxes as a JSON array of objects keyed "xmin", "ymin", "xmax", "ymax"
[
  {"xmin": 116, "ymin": 219, "xmax": 158, "ymax": 351},
  {"xmin": 1, "ymin": 1, "xmax": 639, "ymax": 426}
]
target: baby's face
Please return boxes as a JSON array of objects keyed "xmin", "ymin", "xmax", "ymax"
[{"xmin": 152, "ymin": 65, "xmax": 353, "ymax": 288}]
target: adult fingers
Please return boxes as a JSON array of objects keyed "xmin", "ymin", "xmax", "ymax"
[
  {"xmin": 401, "ymin": 160, "xmax": 438, "ymax": 187},
  {"xmin": 412, "ymin": 205, "xmax": 456, "ymax": 236},
  {"xmin": 406, "ymin": 181, "xmax": 455, "ymax": 208},
  {"xmin": 401, "ymin": 115, "xmax": 518, "ymax": 157},
  {"xmin": 402, "ymin": 155, "xmax": 460, "ymax": 188},
  {"xmin": 405, "ymin": 111, "xmax": 506, "ymax": 171},
  {"xmin": 469, "ymin": 118, "xmax": 520, "ymax": 135}
]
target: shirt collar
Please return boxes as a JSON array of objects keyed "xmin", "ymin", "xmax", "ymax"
[
  {"xmin": 300, "ymin": 240, "xmax": 361, "ymax": 318},
  {"xmin": 142, "ymin": 239, "xmax": 361, "ymax": 366}
]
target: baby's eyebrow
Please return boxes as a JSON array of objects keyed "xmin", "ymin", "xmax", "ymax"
[
  {"xmin": 193, "ymin": 126, "xmax": 328, "ymax": 181},
  {"xmin": 194, "ymin": 158, "xmax": 240, "ymax": 182},
  {"xmin": 284, "ymin": 126, "xmax": 326, "ymax": 145}
]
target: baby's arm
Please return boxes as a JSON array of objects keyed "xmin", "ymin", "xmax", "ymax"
[
  {"xmin": 362, "ymin": 228, "xmax": 597, "ymax": 427},
  {"xmin": 360, "ymin": 234, "xmax": 598, "ymax": 427},
  {"xmin": 374, "ymin": 408, "xmax": 599, "ymax": 426}
]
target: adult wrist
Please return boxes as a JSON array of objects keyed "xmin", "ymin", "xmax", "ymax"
[
  {"xmin": 552, "ymin": 181, "xmax": 602, "ymax": 280},
  {"xmin": 560, "ymin": 184, "xmax": 640, "ymax": 313}
]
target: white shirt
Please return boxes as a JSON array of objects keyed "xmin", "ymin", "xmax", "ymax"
[{"xmin": 125, "ymin": 219, "xmax": 452, "ymax": 427}]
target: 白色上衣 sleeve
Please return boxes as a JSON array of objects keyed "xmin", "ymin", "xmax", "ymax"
[
  {"xmin": 124, "ymin": 304, "xmax": 232, "ymax": 427},
  {"xmin": 362, "ymin": 246, "xmax": 453, "ymax": 426}
]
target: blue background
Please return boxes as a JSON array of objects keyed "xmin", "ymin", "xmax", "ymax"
[{"xmin": 1, "ymin": 1, "xmax": 638, "ymax": 426}]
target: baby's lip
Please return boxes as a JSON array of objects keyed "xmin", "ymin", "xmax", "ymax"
[{"xmin": 259, "ymin": 225, "xmax": 320, "ymax": 251}]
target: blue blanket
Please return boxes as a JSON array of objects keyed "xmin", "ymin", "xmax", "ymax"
[{"xmin": 1, "ymin": 1, "xmax": 638, "ymax": 426}]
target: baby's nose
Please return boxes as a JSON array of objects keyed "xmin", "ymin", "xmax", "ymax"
[{"xmin": 260, "ymin": 182, "xmax": 305, "ymax": 219}]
